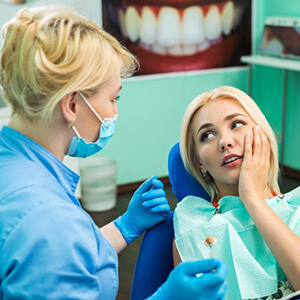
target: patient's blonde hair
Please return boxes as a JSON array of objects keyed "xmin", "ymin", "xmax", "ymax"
[
  {"xmin": 180, "ymin": 86, "xmax": 280, "ymax": 200},
  {"xmin": 0, "ymin": 5, "xmax": 138, "ymax": 122}
]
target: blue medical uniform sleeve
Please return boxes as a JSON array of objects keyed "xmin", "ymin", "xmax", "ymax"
[{"xmin": 0, "ymin": 200, "xmax": 103, "ymax": 299}]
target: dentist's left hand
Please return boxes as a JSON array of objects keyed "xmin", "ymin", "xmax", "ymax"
[{"xmin": 113, "ymin": 175, "xmax": 170, "ymax": 245}]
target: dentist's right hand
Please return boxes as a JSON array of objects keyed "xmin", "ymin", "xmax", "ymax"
[{"xmin": 147, "ymin": 258, "xmax": 227, "ymax": 300}]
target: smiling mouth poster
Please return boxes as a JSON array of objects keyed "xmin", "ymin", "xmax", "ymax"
[{"xmin": 102, "ymin": 0, "xmax": 251, "ymax": 75}]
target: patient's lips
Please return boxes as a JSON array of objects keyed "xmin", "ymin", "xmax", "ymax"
[{"xmin": 106, "ymin": 0, "xmax": 250, "ymax": 74}]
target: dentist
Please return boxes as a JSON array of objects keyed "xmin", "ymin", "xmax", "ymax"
[{"xmin": 0, "ymin": 6, "xmax": 227, "ymax": 299}]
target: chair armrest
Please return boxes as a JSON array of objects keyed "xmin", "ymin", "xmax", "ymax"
[{"xmin": 130, "ymin": 212, "xmax": 174, "ymax": 300}]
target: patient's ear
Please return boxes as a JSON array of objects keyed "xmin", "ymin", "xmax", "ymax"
[{"xmin": 198, "ymin": 160, "xmax": 207, "ymax": 174}]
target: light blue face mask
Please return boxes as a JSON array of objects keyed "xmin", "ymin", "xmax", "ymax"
[{"xmin": 66, "ymin": 91, "xmax": 118, "ymax": 158}]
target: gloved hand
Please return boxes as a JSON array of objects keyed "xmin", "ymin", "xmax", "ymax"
[
  {"xmin": 113, "ymin": 175, "xmax": 170, "ymax": 245},
  {"xmin": 147, "ymin": 258, "xmax": 227, "ymax": 300}
]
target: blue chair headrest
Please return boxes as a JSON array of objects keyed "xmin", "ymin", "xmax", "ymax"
[
  {"xmin": 168, "ymin": 142, "xmax": 209, "ymax": 202},
  {"xmin": 130, "ymin": 142, "xmax": 210, "ymax": 300}
]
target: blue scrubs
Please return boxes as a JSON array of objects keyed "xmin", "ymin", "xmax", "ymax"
[{"xmin": 0, "ymin": 126, "xmax": 118, "ymax": 299}]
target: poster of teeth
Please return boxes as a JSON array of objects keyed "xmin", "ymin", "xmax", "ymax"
[{"xmin": 102, "ymin": 0, "xmax": 251, "ymax": 75}]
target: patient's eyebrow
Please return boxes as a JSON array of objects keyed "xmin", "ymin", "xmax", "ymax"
[
  {"xmin": 197, "ymin": 123, "xmax": 213, "ymax": 134},
  {"xmin": 197, "ymin": 113, "xmax": 247, "ymax": 134},
  {"xmin": 224, "ymin": 113, "xmax": 247, "ymax": 121}
]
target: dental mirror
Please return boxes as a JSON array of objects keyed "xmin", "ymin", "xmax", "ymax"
[
  {"xmin": 204, "ymin": 236, "xmax": 217, "ymax": 273},
  {"xmin": 204, "ymin": 236, "xmax": 217, "ymax": 258}
]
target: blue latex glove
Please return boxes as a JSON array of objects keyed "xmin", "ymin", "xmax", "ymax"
[
  {"xmin": 113, "ymin": 175, "xmax": 170, "ymax": 245},
  {"xmin": 147, "ymin": 258, "xmax": 227, "ymax": 300}
]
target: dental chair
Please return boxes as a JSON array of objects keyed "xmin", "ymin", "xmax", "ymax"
[{"xmin": 130, "ymin": 142, "xmax": 210, "ymax": 300}]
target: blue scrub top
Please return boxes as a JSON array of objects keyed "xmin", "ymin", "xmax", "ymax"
[{"xmin": 0, "ymin": 126, "xmax": 118, "ymax": 299}]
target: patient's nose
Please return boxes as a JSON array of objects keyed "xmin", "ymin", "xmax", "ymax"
[{"xmin": 219, "ymin": 136, "xmax": 234, "ymax": 151}]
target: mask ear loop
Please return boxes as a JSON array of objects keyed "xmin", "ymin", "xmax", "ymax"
[
  {"xmin": 78, "ymin": 91, "xmax": 105, "ymax": 124},
  {"xmin": 67, "ymin": 120, "xmax": 82, "ymax": 138},
  {"xmin": 70, "ymin": 125, "xmax": 82, "ymax": 138}
]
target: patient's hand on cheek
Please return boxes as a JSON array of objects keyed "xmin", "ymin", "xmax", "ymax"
[{"xmin": 238, "ymin": 126, "xmax": 271, "ymax": 204}]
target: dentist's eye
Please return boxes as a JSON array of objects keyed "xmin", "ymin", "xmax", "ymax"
[
  {"xmin": 232, "ymin": 120, "xmax": 246, "ymax": 129},
  {"xmin": 200, "ymin": 132, "xmax": 214, "ymax": 142},
  {"xmin": 111, "ymin": 96, "xmax": 120, "ymax": 103}
]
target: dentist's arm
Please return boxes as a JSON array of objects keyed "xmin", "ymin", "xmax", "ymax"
[
  {"xmin": 100, "ymin": 222, "xmax": 127, "ymax": 254},
  {"xmin": 101, "ymin": 176, "xmax": 170, "ymax": 254}
]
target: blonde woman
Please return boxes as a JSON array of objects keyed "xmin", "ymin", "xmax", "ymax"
[
  {"xmin": 173, "ymin": 86, "xmax": 300, "ymax": 300},
  {"xmin": 0, "ymin": 6, "xmax": 227, "ymax": 299}
]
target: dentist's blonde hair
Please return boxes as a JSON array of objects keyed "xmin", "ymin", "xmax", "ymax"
[
  {"xmin": 0, "ymin": 5, "xmax": 138, "ymax": 122},
  {"xmin": 180, "ymin": 86, "xmax": 280, "ymax": 200}
]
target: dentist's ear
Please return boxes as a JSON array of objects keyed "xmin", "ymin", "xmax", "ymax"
[{"xmin": 60, "ymin": 92, "xmax": 77, "ymax": 124}]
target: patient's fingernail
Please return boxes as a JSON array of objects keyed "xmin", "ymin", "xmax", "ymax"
[{"xmin": 255, "ymin": 125, "xmax": 260, "ymax": 130}]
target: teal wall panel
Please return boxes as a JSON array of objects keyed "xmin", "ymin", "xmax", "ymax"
[
  {"xmin": 285, "ymin": 72, "xmax": 300, "ymax": 169},
  {"xmin": 251, "ymin": 0, "xmax": 300, "ymax": 169},
  {"xmin": 98, "ymin": 68, "xmax": 248, "ymax": 184}
]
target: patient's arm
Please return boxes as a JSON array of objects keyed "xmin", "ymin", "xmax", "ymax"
[
  {"xmin": 239, "ymin": 128, "xmax": 300, "ymax": 290},
  {"xmin": 173, "ymin": 238, "xmax": 182, "ymax": 267}
]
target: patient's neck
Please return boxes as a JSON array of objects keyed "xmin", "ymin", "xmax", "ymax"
[
  {"xmin": 216, "ymin": 184, "xmax": 274, "ymax": 201},
  {"xmin": 216, "ymin": 185, "xmax": 239, "ymax": 199}
]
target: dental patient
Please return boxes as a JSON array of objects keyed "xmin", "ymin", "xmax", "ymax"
[{"xmin": 173, "ymin": 86, "xmax": 300, "ymax": 300}]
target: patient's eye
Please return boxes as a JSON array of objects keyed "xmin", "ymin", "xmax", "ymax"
[
  {"xmin": 231, "ymin": 120, "xmax": 246, "ymax": 129},
  {"xmin": 200, "ymin": 131, "xmax": 214, "ymax": 142}
]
